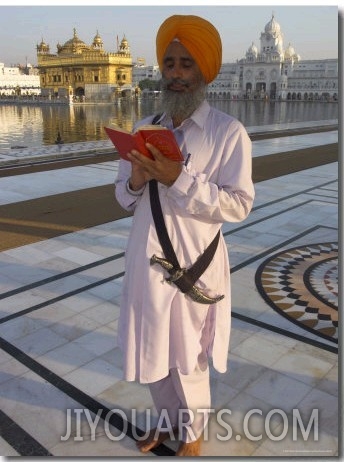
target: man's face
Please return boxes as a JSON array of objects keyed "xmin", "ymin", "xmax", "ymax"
[
  {"xmin": 162, "ymin": 41, "xmax": 204, "ymax": 93},
  {"xmin": 160, "ymin": 41, "xmax": 207, "ymax": 122}
]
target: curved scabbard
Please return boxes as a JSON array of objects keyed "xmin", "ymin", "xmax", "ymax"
[{"xmin": 150, "ymin": 254, "xmax": 225, "ymax": 305}]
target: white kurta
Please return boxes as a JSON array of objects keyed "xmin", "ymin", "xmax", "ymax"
[{"xmin": 115, "ymin": 100, "xmax": 255, "ymax": 384}]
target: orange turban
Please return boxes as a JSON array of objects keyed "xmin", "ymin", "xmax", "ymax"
[{"xmin": 156, "ymin": 15, "xmax": 222, "ymax": 84}]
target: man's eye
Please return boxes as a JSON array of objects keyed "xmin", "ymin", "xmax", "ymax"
[
  {"xmin": 182, "ymin": 61, "xmax": 193, "ymax": 68},
  {"xmin": 164, "ymin": 62, "xmax": 174, "ymax": 69}
]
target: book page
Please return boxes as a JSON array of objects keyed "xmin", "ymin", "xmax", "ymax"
[{"xmin": 135, "ymin": 125, "xmax": 168, "ymax": 132}]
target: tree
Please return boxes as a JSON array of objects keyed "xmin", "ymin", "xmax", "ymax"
[{"xmin": 138, "ymin": 79, "xmax": 161, "ymax": 91}]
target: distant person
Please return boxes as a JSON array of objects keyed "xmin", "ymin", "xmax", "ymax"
[{"xmin": 115, "ymin": 14, "xmax": 255, "ymax": 456}]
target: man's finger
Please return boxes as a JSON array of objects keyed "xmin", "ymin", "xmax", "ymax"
[{"xmin": 146, "ymin": 143, "xmax": 164, "ymax": 159}]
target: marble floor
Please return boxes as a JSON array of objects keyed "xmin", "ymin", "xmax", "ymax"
[{"xmin": 0, "ymin": 124, "xmax": 339, "ymax": 458}]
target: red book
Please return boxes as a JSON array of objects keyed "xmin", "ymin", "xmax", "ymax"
[{"xmin": 104, "ymin": 124, "xmax": 183, "ymax": 162}]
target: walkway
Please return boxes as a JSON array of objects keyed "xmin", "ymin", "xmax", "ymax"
[{"xmin": 0, "ymin": 122, "xmax": 339, "ymax": 457}]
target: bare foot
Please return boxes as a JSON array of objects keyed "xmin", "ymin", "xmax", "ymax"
[
  {"xmin": 136, "ymin": 428, "xmax": 174, "ymax": 453},
  {"xmin": 176, "ymin": 438, "xmax": 201, "ymax": 456}
]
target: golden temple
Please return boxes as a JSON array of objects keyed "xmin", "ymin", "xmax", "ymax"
[{"xmin": 36, "ymin": 29, "xmax": 134, "ymax": 102}]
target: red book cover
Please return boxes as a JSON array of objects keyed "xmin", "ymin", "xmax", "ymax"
[{"xmin": 104, "ymin": 125, "xmax": 183, "ymax": 162}]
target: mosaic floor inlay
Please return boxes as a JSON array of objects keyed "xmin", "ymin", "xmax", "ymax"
[{"xmin": 255, "ymin": 242, "xmax": 338, "ymax": 343}]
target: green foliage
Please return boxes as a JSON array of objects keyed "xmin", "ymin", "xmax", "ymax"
[{"xmin": 138, "ymin": 79, "xmax": 161, "ymax": 91}]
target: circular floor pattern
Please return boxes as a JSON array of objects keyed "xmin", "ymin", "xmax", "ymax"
[{"xmin": 255, "ymin": 242, "xmax": 338, "ymax": 343}]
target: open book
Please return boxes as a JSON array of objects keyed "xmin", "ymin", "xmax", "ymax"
[{"xmin": 104, "ymin": 124, "xmax": 183, "ymax": 162}]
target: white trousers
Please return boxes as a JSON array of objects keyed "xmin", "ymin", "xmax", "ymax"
[{"xmin": 148, "ymin": 365, "xmax": 211, "ymax": 443}]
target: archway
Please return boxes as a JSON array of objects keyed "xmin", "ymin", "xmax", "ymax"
[
  {"xmin": 75, "ymin": 87, "xmax": 85, "ymax": 97},
  {"xmin": 270, "ymin": 82, "xmax": 277, "ymax": 99}
]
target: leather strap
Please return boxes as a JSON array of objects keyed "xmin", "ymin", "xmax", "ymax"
[
  {"xmin": 151, "ymin": 113, "xmax": 162, "ymax": 125},
  {"xmin": 149, "ymin": 179, "xmax": 220, "ymax": 294}
]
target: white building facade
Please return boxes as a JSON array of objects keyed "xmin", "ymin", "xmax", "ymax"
[
  {"xmin": 208, "ymin": 14, "xmax": 338, "ymax": 101},
  {"xmin": 132, "ymin": 64, "xmax": 161, "ymax": 86},
  {"xmin": 0, "ymin": 63, "xmax": 40, "ymax": 96}
]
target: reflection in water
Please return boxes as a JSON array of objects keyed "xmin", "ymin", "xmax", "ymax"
[
  {"xmin": 0, "ymin": 99, "xmax": 338, "ymax": 150},
  {"xmin": 40, "ymin": 99, "xmax": 163, "ymax": 147}
]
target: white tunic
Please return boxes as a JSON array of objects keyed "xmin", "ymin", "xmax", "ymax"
[{"xmin": 115, "ymin": 100, "xmax": 255, "ymax": 383}]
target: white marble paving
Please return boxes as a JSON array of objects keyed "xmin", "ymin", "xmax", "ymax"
[
  {"xmin": 252, "ymin": 130, "xmax": 338, "ymax": 157},
  {"xmin": 0, "ymin": 369, "xmax": 91, "ymax": 450},
  {"xmin": 245, "ymin": 368, "xmax": 313, "ymax": 410},
  {"xmin": 63, "ymin": 357, "xmax": 122, "ymax": 397},
  {"xmin": 270, "ymin": 350, "xmax": 334, "ymax": 387},
  {"xmin": 0, "ymin": 128, "xmax": 338, "ymax": 457},
  {"xmin": 36, "ymin": 341, "xmax": 100, "ymax": 377},
  {"xmin": 0, "ymin": 163, "xmax": 119, "ymax": 206}
]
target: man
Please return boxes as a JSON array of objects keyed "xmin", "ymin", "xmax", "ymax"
[{"xmin": 114, "ymin": 15, "xmax": 255, "ymax": 456}]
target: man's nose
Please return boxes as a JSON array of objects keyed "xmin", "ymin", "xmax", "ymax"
[{"xmin": 170, "ymin": 65, "xmax": 183, "ymax": 79}]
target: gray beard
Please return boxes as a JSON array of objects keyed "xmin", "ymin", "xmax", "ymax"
[{"xmin": 160, "ymin": 77, "xmax": 207, "ymax": 121}]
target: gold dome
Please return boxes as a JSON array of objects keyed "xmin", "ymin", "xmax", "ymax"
[
  {"xmin": 121, "ymin": 36, "xmax": 128, "ymax": 47},
  {"xmin": 58, "ymin": 29, "xmax": 91, "ymax": 54},
  {"xmin": 37, "ymin": 38, "xmax": 50, "ymax": 53},
  {"xmin": 92, "ymin": 30, "xmax": 104, "ymax": 49},
  {"xmin": 118, "ymin": 35, "xmax": 130, "ymax": 54}
]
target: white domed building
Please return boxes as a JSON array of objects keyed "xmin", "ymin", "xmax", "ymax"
[
  {"xmin": 241, "ymin": 14, "xmax": 289, "ymax": 100},
  {"xmin": 208, "ymin": 14, "xmax": 338, "ymax": 102}
]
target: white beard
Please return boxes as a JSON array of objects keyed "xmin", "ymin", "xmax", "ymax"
[{"xmin": 160, "ymin": 76, "xmax": 207, "ymax": 121}]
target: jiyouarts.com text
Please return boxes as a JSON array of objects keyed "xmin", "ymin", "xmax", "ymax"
[{"xmin": 61, "ymin": 407, "xmax": 319, "ymax": 442}]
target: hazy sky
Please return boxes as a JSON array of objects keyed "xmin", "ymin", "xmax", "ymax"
[{"xmin": 0, "ymin": 2, "xmax": 340, "ymax": 67}]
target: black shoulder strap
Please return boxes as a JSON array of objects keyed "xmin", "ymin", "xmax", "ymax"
[
  {"xmin": 148, "ymin": 112, "xmax": 222, "ymax": 299},
  {"xmin": 151, "ymin": 113, "xmax": 162, "ymax": 125},
  {"xmin": 149, "ymin": 179, "xmax": 220, "ymax": 293}
]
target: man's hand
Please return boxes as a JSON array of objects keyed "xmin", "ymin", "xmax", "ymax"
[
  {"xmin": 128, "ymin": 161, "xmax": 149, "ymax": 191},
  {"xmin": 127, "ymin": 143, "xmax": 183, "ymax": 187}
]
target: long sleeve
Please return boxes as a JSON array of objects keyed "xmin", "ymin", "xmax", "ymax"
[{"xmin": 114, "ymin": 157, "xmax": 145, "ymax": 212}]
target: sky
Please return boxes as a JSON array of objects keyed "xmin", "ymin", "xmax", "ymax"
[{"xmin": 0, "ymin": 2, "xmax": 341, "ymax": 67}]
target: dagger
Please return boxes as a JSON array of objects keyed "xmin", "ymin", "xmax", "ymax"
[{"xmin": 150, "ymin": 254, "xmax": 225, "ymax": 305}]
